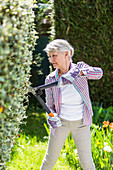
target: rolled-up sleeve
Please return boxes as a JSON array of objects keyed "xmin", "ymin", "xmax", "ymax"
[
  {"xmin": 77, "ymin": 62, "xmax": 103, "ymax": 80},
  {"xmin": 57, "ymin": 62, "xmax": 103, "ymax": 88}
]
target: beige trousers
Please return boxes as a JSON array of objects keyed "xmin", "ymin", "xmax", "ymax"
[{"xmin": 40, "ymin": 118, "xmax": 95, "ymax": 170}]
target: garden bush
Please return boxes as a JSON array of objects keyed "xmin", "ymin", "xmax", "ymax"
[
  {"xmin": 92, "ymin": 105, "xmax": 113, "ymax": 125},
  {"xmin": 0, "ymin": 0, "xmax": 38, "ymax": 168},
  {"xmin": 53, "ymin": 0, "xmax": 113, "ymax": 107}
]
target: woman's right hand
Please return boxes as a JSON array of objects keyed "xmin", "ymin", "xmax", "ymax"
[{"xmin": 47, "ymin": 113, "xmax": 62, "ymax": 129}]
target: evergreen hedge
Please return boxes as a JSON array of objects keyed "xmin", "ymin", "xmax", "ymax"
[
  {"xmin": 0, "ymin": 0, "xmax": 38, "ymax": 168},
  {"xmin": 53, "ymin": 0, "xmax": 113, "ymax": 107}
]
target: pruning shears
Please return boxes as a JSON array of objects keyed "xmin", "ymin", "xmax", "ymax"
[{"xmin": 29, "ymin": 81, "xmax": 58, "ymax": 117}]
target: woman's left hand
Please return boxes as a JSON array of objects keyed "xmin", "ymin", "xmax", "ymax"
[{"xmin": 47, "ymin": 113, "xmax": 62, "ymax": 129}]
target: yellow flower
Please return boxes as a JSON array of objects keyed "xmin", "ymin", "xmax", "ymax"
[
  {"xmin": 97, "ymin": 141, "xmax": 101, "ymax": 145},
  {"xmin": 95, "ymin": 140, "xmax": 103, "ymax": 149},
  {"xmin": 99, "ymin": 145, "xmax": 103, "ymax": 149},
  {"xmin": 0, "ymin": 106, "xmax": 3, "ymax": 113},
  {"xmin": 103, "ymin": 121, "xmax": 109, "ymax": 127},
  {"xmin": 101, "ymin": 162, "xmax": 105, "ymax": 168}
]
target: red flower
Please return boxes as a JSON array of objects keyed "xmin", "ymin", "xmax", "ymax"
[{"xmin": 18, "ymin": 134, "xmax": 20, "ymax": 138}]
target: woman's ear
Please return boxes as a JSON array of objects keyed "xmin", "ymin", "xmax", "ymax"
[
  {"xmin": 65, "ymin": 51, "xmax": 70, "ymax": 61},
  {"xmin": 65, "ymin": 51, "xmax": 70, "ymax": 60},
  {"xmin": 65, "ymin": 51, "xmax": 68, "ymax": 57}
]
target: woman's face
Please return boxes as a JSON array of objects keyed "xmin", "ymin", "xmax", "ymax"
[{"xmin": 48, "ymin": 51, "xmax": 69, "ymax": 69}]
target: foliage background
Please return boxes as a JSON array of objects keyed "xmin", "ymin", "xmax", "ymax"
[
  {"xmin": 30, "ymin": 0, "xmax": 50, "ymax": 87},
  {"xmin": 53, "ymin": 0, "xmax": 113, "ymax": 107},
  {"xmin": 28, "ymin": 0, "xmax": 51, "ymax": 106},
  {"xmin": 0, "ymin": 0, "xmax": 37, "ymax": 168},
  {"xmin": 1, "ymin": 0, "xmax": 113, "ymax": 169}
]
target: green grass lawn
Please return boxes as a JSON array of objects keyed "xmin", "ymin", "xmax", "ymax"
[
  {"xmin": 6, "ymin": 135, "xmax": 72, "ymax": 170},
  {"xmin": 6, "ymin": 106, "xmax": 113, "ymax": 170},
  {"xmin": 6, "ymin": 106, "xmax": 72, "ymax": 170}
]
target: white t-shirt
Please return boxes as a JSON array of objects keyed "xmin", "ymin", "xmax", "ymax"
[{"xmin": 60, "ymin": 84, "xmax": 84, "ymax": 121}]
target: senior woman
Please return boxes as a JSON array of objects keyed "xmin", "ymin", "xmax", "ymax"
[{"xmin": 40, "ymin": 39, "xmax": 103, "ymax": 170}]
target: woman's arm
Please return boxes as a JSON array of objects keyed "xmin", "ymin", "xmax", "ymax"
[
  {"xmin": 45, "ymin": 78, "xmax": 56, "ymax": 114},
  {"xmin": 77, "ymin": 62, "xmax": 103, "ymax": 80},
  {"xmin": 58, "ymin": 61, "xmax": 103, "ymax": 87}
]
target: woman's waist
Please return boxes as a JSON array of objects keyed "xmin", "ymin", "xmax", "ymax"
[{"xmin": 60, "ymin": 102, "xmax": 84, "ymax": 114}]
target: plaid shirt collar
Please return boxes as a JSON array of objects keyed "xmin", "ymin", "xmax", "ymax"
[{"xmin": 50, "ymin": 62, "xmax": 74, "ymax": 80}]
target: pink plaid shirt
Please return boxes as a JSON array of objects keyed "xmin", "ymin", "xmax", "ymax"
[{"xmin": 45, "ymin": 61, "xmax": 103, "ymax": 126}]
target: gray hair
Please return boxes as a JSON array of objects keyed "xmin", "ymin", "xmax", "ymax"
[{"xmin": 44, "ymin": 39, "xmax": 74, "ymax": 60}]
